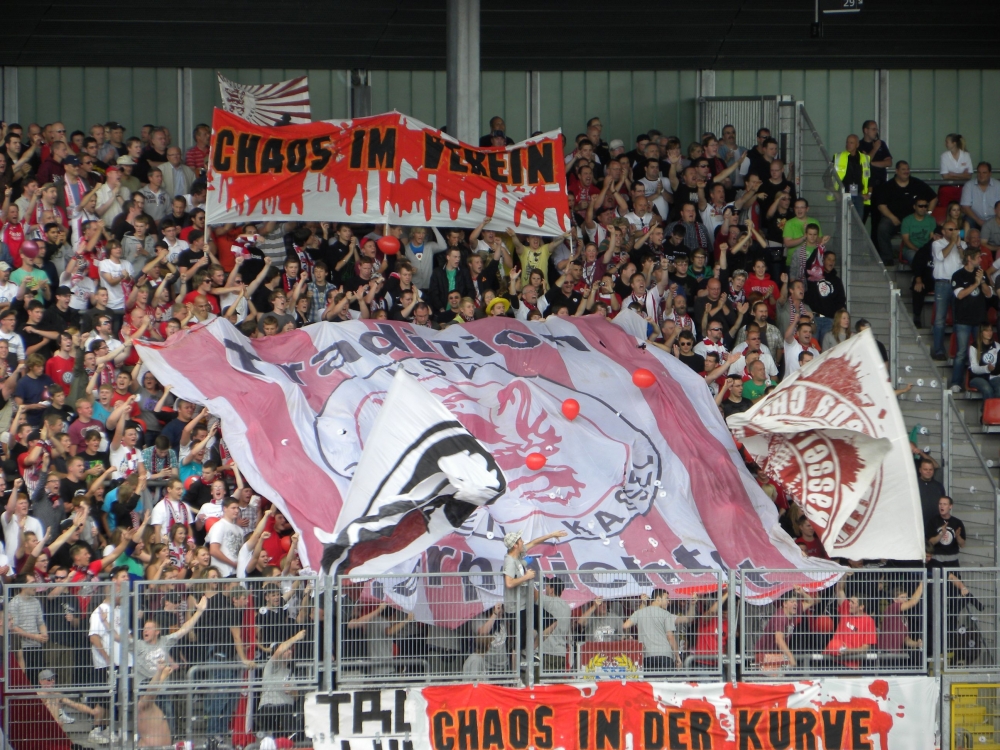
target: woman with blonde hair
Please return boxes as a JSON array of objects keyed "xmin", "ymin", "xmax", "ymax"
[{"xmin": 822, "ymin": 309, "xmax": 852, "ymax": 351}]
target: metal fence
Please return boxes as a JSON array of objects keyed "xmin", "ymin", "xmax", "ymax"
[
  {"xmin": 335, "ymin": 570, "xmax": 520, "ymax": 688},
  {"xmin": 535, "ymin": 570, "xmax": 727, "ymax": 683},
  {"xmin": 3, "ymin": 568, "xmax": 998, "ymax": 746},
  {"xmin": 2, "ymin": 575, "xmax": 322, "ymax": 749},
  {"xmin": 740, "ymin": 569, "xmax": 928, "ymax": 678}
]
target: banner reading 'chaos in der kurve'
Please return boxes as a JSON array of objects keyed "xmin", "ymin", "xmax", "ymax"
[
  {"xmin": 305, "ymin": 678, "xmax": 938, "ymax": 750},
  {"xmin": 205, "ymin": 108, "xmax": 571, "ymax": 234},
  {"xmin": 136, "ymin": 316, "xmax": 841, "ymax": 609}
]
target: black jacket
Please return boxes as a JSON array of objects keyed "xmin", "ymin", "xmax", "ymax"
[
  {"xmin": 428, "ymin": 266, "xmax": 472, "ymax": 312},
  {"xmin": 806, "ymin": 268, "xmax": 847, "ymax": 318}
]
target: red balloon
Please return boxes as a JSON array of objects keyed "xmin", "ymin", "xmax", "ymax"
[
  {"xmin": 632, "ymin": 368, "xmax": 656, "ymax": 388},
  {"xmin": 184, "ymin": 476, "xmax": 199, "ymax": 490},
  {"xmin": 19, "ymin": 240, "xmax": 40, "ymax": 259},
  {"xmin": 204, "ymin": 517, "xmax": 219, "ymax": 534},
  {"xmin": 525, "ymin": 452, "xmax": 547, "ymax": 470},
  {"xmin": 377, "ymin": 235, "xmax": 401, "ymax": 255},
  {"xmin": 561, "ymin": 398, "xmax": 580, "ymax": 420}
]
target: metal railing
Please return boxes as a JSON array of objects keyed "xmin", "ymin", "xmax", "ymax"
[
  {"xmin": 943, "ymin": 392, "xmax": 1000, "ymax": 568},
  {"xmin": 940, "ymin": 567, "xmax": 999, "ymax": 673},
  {"xmin": 3, "ymin": 568, "xmax": 998, "ymax": 747},
  {"xmin": 335, "ymin": 570, "xmax": 520, "ymax": 688},
  {"xmin": 535, "ymin": 569, "xmax": 727, "ymax": 683},
  {"xmin": 740, "ymin": 569, "xmax": 928, "ymax": 678}
]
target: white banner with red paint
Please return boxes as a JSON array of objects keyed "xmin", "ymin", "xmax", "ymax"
[
  {"xmin": 727, "ymin": 330, "xmax": 924, "ymax": 562},
  {"xmin": 205, "ymin": 109, "xmax": 571, "ymax": 234},
  {"xmin": 304, "ymin": 677, "xmax": 937, "ymax": 750},
  {"xmin": 136, "ymin": 317, "xmax": 841, "ymax": 608}
]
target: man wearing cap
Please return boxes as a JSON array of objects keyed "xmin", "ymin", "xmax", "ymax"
[
  {"xmin": 116, "ymin": 155, "xmax": 141, "ymax": 194},
  {"xmin": 608, "ymin": 139, "xmax": 625, "ymax": 159},
  {"xmin": 37, "ymin": 668, "xmax": 107, "ymax": 738},
  {"xmin": 503, "ymin": 529, "xmax": 567, "ymax": 663},
  {"xmin": 59, "ymin": 155, "xmax": 95, "ymax": 216},
  {"xmin": 42, "ymin": 283, "xmax": 80, "ymax": 330},
  {"xmin": 95, "ymin": 165, "xmax": 130, "ymax": 224}
]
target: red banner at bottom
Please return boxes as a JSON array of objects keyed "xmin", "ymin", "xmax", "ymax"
[{"xmin": 306, "ymin": 677, "xmax": 937, "ymax": 750}]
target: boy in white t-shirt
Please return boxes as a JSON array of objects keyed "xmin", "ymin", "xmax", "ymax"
[
  {"xmin": 207, "ymin": 498, "xmax": 244, "ymax": 577},
  {"xmin": 97, "ymin": 241, "xmax": 134, "ymax": 313}
]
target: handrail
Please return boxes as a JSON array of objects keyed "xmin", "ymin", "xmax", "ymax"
[
  {"xmin": 945, "ymin": 391, "xmax": 999, "ymax": 497},
  {"xmin": 944, "ymin": 391, "xmax": 1000, "ymax": 566},
  {"xmin": 798, "ymin": 106, "xmax": 833, "ymax": 165}
]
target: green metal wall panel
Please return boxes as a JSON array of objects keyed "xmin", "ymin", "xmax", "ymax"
[
  {"xmin": 9, "ymin": 67, "xmax": 998, "ymax": 173},
  {"xmin": 16, "ymin": 66, "xmax": 181, "ymax": 138},
  {"xmin": 888, "ymin": 69, "xmax": 1000, "ymax": 173}
]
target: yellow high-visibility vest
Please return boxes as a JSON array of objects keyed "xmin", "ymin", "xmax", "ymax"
[{"xmin": 834, "ymin": 150, "xmax": 872, "ymax": 205}]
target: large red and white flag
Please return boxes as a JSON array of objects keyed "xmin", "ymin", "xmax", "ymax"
[
  {"xmin": 727, "ymin": 329, "xmax": 924, "ymax": 562},
  {"xmin": 217, "ymin": 73, "xmax": 311, "ymax": 126},
  {"xmin": 204, "ymin": 109, "xmax": 571, "ymax": 234},
  {"xmin": 136, "ymin": 317, "xmax": 839, "ymax": 607}
]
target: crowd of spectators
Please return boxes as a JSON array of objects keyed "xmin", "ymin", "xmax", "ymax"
[{"xmin": 0, "ymin": 112, "xmax": 986, "ymax": 741}]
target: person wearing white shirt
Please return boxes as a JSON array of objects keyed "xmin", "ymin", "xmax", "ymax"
[
  {"xmin": 95, "ymin": 167, "xmax": 130, "ymax": 225},
  {"xmin": 97, "ymin": 243, "xmax": 134, "ymax": 313},
  {"xmin": 931, "ymin": 222, "xmax": 968, "ymax": 359},
  {"xmin": 960, "ymin": 163, "xmax": 1000, "ymax": 229},
  {"xmin": 206, "ymin": 498, "xmax": 245, "ymax": 577},
  {"xmin": 149, "ymin": 479, "xmax": 195, "ymax": 540},
  {"xmin": 89, "ymin": 569, "xmax": 133, "ymax": 671},
  {"xmin": 636, "ymin": 160, "xmax": 672, "ymax": 219},
  {"xmin": 0, "ymin": 262, "xmax": 20, "ymax": 308},
  {"xmin": 2, "ymin": 492, "xmax": 45, "ymax": 574},
  {"xmin": 784, "ymin": 319, "xmax": 820, "ymax": 377},
  {"xmin": 694, "ymin": 322, "xmax": 729, "ymax": 359},
  {"xmin": 940, "ymin": 134, "xmax": 974, "ymax": 181},
  {"xmin": 727, "ymin": 330, "xmax": 779, "ymax": 379}
]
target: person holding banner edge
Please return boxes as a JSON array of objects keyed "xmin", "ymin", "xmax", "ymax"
[{"xmin": 502, "ymin": 529, "xmax": 567, "ymax": 668}]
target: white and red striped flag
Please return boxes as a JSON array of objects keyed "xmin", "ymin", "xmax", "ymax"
[
  {"xmin": 136, "ymin": 316, "xmax": 840, "ymax": 611},
  {"xmin": 217, "ymin": 73, "xmax": 311, "ymax": 126}
]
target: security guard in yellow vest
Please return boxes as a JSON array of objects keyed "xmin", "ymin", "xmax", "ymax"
[{"xmin": 835, "ymin": 134, "xmax": 871, "ymax": 215}]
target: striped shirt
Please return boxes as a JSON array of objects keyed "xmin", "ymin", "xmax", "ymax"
[{"xmin": 7, "ymin": 595, "xmax": 45, "ymax": 649}]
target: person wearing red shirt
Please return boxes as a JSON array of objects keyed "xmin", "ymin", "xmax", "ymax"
[
  {"xmin": 179, "ymin": 208, "xmax": 205, "ymax": 243},
  {"xmin": 182, "ymin": 271, "xmax": 221, "ymax": 315},
  {"xmin": 109, "ymin": 371, "xmax": 141, "ymax": 422},
  {"xmin": 795, "ymin": 518, "xmax": 828, "ymax": 559},
  {"xmin": 44, "ymin": 331, "xmax": 76, "ymax": 394},
  {"xmin": 878, "ymin": 581, "xmax": 924, "ymax": 662},
  {"xmin": 825, "ymin": 581, "xmax": 878, "ymax": 668},
  {"xmin": 755, "ymin": 595, "xmax": 802, "ymax": 670},
  {"xmin": 184, "ymin": 124, "xmax": 211, "ymax": 173},
  {"xmin": 569, "ymin": 164, "xmax": 601, "ymax": 218},
  {"xmin": 0, "ymin": 195, "xmax": 32, "ymax": 266},
  {"xmin": 745, "ymin": 257, "xmax": 780, "ymax": 320}
]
